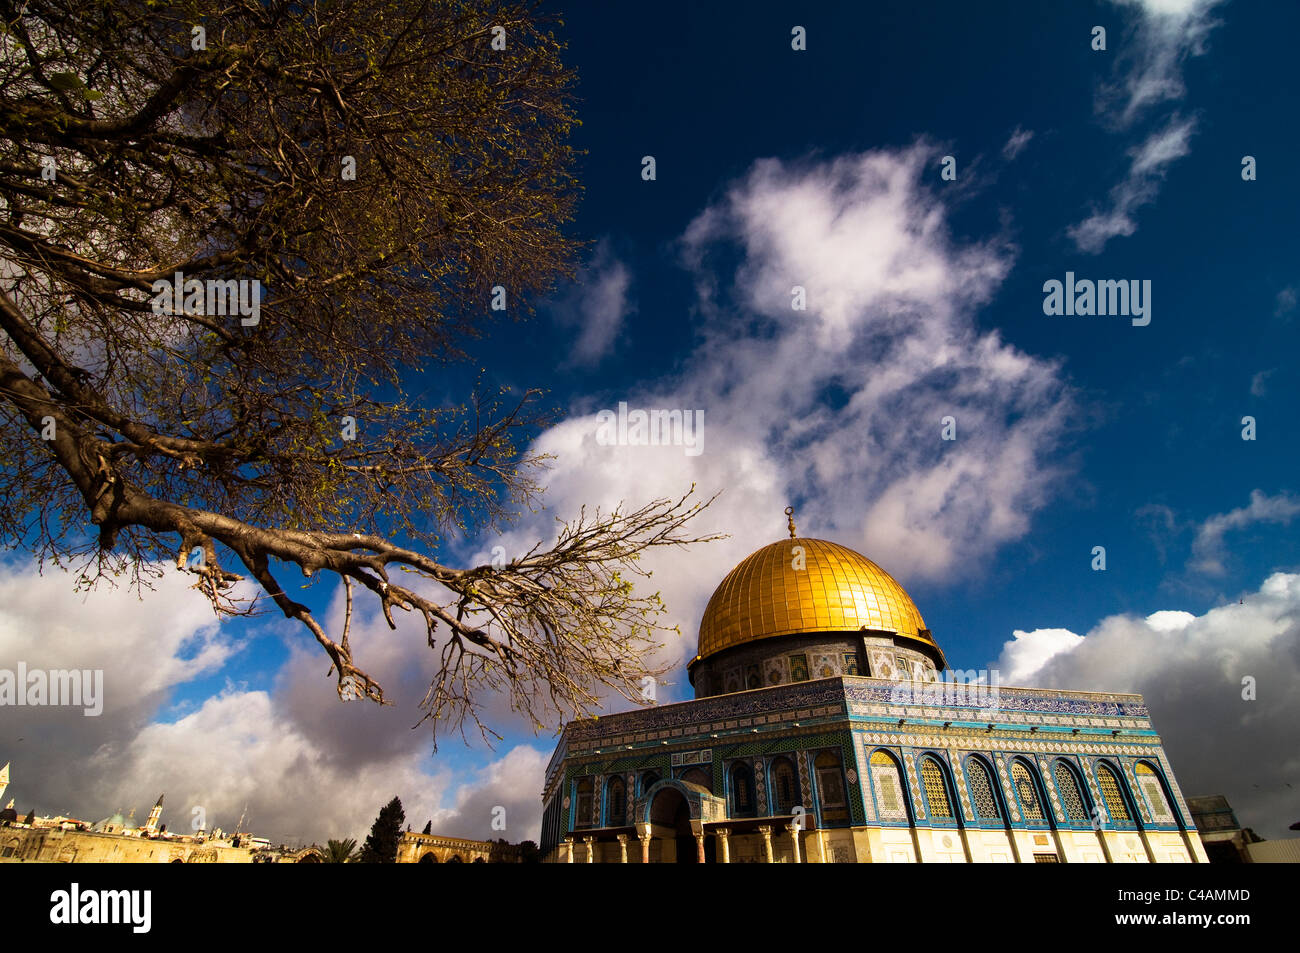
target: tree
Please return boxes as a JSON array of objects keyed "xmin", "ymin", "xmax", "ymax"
[
  {"xmin": 323, "ymin": 837, "xmax": 357, "ymax": 863},
  {"xmin": 518, "ymin": 839, "xmax": 540, "ymax": 863},
  {"xmin": 357, "ymin": 797, "xmax": 404, "ymax": 863},
  {"xmin": 22, "ymin": 809, "xmax": 34, "ymax": 825},
  {"xmin": 421, "ymin": 820, "xmax": 432, "ymax": 835},
  {"xmin": 0, "ymin": 0, "xmax": 717, "ymax": 743}
]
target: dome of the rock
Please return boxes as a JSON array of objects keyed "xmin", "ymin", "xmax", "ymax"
[{"xmin": 695, "ymin": 537, "xmax": 940, "ymax": 664}]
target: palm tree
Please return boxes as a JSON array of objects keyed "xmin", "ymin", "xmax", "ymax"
[{"xmin": 324, "ymin": 838, "xmax": 357, "ymax": 863}]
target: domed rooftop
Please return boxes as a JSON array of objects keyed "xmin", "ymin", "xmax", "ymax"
[{"xmin": 695, "ymin": 535, "xmax": 942, "ymax": 665}]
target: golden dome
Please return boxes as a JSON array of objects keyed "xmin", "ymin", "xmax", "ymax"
[{"xmin": 695, "ymin": 537, "xmax": 940, "ymax": 663}]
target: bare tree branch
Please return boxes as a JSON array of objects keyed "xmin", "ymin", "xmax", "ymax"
[{"xmin": 0, "ymin": 0, "xmax": 718, "ymax": 742}]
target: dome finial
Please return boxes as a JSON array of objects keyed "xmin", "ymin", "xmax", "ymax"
[{"xmin": 785, "ymin": 505, "xmax": 797, "ymax": 539}]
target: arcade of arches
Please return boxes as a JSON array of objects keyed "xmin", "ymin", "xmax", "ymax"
[{"xmin": 396, "ymin": 832, "xmax": 521, "ymax": 864}]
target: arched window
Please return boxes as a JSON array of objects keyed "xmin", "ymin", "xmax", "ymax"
[
  {"xmin": 575, "ymin": 778, "xmax": 594, "ymax": 828},
  {"xmin": 729, "ymin": 762, "xmax": 756, "ymax": 817},
  {"xmin": 965, "ymin": 758, "xmax": 1001, "ymax": 820},
  {"xmin": 1011, "ymin": 761, "xmax": 1044, "ymax": 821},
  {"xmin": 1135, "ymin": 763, "xmax": 1175, "ymax": 823},
  {"xmin": 1052, "ymin": 761, "xmax": 1089, "ymax": 823},
  {"xmin": 606, "ymin": 777, "xmax": 627, "ymax": 827},
  {"xmin": 639, "ymin": 771, "xmax": 659, "ymax": 796},
  {"xmin": 814, "ymin": 752, "xmax": 846, "ymax": 810},
  {"xmin": 1095, "ymin": 762, "xmax": 1131, "ymax": 823},
  {"xmin": 919, "ymin": 757, "xmax": 954, "ymax": 819},
  {"xmin": 869, "ymin": 750, "xmax": 908, "ymax": 821},
  {"xmin": 680, "ymin": 767, "xmax": 712, "ymax": 793},
  {"xmin": 770, "ymin": 757, "xmax": 800, "ymax": 814}
]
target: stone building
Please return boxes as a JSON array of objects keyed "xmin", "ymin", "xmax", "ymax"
[
  {"xmin": 1, "ymin": 826, "xmax": 258, "ymax": 863},
  {"xmin": 0, "ymin": 770, "xmax": 305, "ymax": 863},
  {"xmin": 540, "ymin": 520, "xmax": 1208, "ymax": 863},
  {"xmin": 396, "ymin": 832, "xmax": 522, "ymax": 863}
]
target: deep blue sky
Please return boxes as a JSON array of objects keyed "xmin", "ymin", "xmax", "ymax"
[{"xmin": 484, "ymin": 0, "xmax": 1300, "ymax": 653}]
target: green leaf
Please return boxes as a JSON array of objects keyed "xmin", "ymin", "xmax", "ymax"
[
  {"xmin": 48, "ymin": 71, "xmax": 103, "ymax": 100},
  {"xmin": 49, "ymin": 72, "xmax": 83, "ymax": 90}
]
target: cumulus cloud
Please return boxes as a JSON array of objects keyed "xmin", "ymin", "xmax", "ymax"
[
  {"xmin": 1190, "ymin": 490, "xmax": 1300, "ymax": 575},
  {"xmin": 994, "ymin": 572, "xmax": 1300, "ymax": 840},
  {"xmin": 488, "ymin": 143, "xmax": 1077, "ymax": 689},
  {"xmin": 0, "ymin": 559, "xmax": 550, "ymax": 844},
  {"xmin": 670, "ymin": 145, "xmax": 1075, "ymax": 583},
  {"xmin": 426, "ymin": 744, "xmax": 550, "ymax": 841},
  {"xmin": 0, "ymin": 560, "xmax": 236, "ymax": 815},
  {"xmin": 549, "ymin": 239, "xmax": 634, "ymax": 367},
  {"xmin": 998, "ymin": 627, "xmax": 1086, "ymax": 685}
]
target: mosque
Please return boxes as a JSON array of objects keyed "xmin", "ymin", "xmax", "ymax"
[{"xmin": 540, "ymin": 512, "xmax": 1208, "ymax": 863}]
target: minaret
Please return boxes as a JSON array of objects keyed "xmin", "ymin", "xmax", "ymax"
[
  {"xmin": 0, "ymin": 762, "xmax": 9, "ymax": 804},
  {"xmin": 144, "ymin": 794, "xmax": 164, "ymax": 834}
]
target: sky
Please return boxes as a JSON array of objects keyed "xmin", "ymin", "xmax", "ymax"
[{"xmin": 3, "ymin": 0, "xmax": 1299, "ymax": 845}]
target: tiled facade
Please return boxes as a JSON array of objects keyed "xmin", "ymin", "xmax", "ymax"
[{"xmin": 541, "ymin": 674, "xmax": 1207, "ymax": 862}]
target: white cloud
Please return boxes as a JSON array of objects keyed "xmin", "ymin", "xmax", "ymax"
[
  {"xmin": 998, "ymin": 627, "xmax": 1085, "ymax": 685},
  {"xmin": 427, "ymin": 744, "xmax": 550, "ymax": 842},
  {"xmin": 1144, "ymin": 609, "xmax": 1196, "ymax": 632},
  {"xmin": 994, "ymin": 572, "xmax": 1300, "ymax": 839},
  {"xmin": 1250, "ymin": 369, "xmax": 1273, "ymax": 397},
  {"xmin": 0, "ymin": 559, "xmax": 552, "ymax": 845},
  {"xmin": 1069, "ymin": 0, "xmax": 1224, "ymax": 252},
  {"xmin": 495, "ymin": 143, "xmax": 1076, "ymax": 684},
  {"xmin": 1068, "ymin": 116, "xmax": 1194, "ymax": 253},
  {"xmin": 1190, "ymin": 490, "xmax": 1300, "ymax": 575},
  {"xmin": 550, "ymin": 239, "xmax": 634, "ymax": 366},
  {"xmin": 1104, "ymin": 0, "xmax": 1225, "ymax": 123},
  {"xmin": 1002, "ymin": 126, "xmax": 1034, "ymax": 161},
  {"xmin": 1275, "ymin": 286, "xmax": 1297, "ymax": 318}
]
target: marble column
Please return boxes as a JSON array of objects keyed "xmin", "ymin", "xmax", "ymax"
[
  {"xmin": 758, "ymin": 825, "xmax": 774, "ymax": 863},
  {"xmin": 640, "ymin": 833, "xmax": 652, "ymax": 864},
  {"xmin": 716, "ymin": 828, "xmax": 731, "ymax": 864},
  {"xmin": 563, "ymin": 837, "xmax": 574, "ymax": 863},
  {"xmin": 788, "ymin": 824, "xmax": 802, "ymax": 863},
  {"xmin": 583, "ymin": 836, "xmax": 595, "ymax": 863},
  {"xmin": 695, "ymin": 832, "xmax": 706, "ymax": 864},
  {"xmin": 616, "ymin": 834, "xmax": 628, "ymax": 863}
]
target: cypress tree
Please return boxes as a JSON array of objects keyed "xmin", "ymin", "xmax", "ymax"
[{"xmin": 358, "ymin": 797, "xmax": 405, "ymax": 863}]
